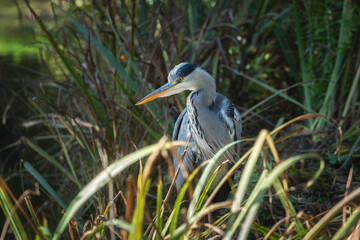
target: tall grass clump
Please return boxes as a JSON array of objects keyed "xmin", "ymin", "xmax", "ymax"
[{"xmin": 1, "ymin": 0, "xmax": 359, "ymax": 239}]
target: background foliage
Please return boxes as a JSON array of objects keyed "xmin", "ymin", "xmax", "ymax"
[{"xmin": 1, "ymin": 0, "xmax": 359, "ymax": 239}]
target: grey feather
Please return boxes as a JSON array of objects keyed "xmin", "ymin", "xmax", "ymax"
[
  {"xmin": 172, "ymin": 92, "xmax": 241, "ymax": 191},
  {"xmin": 140, "ymin": 62, "xmax": 242, "ymax": 195}
]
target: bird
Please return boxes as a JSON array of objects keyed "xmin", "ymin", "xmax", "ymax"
[{"xmin": 136, "ymin": 62, "xmax": 241, "ymax": 202}]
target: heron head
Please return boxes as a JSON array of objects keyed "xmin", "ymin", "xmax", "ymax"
[{"xmin": 136, "ymin": 62, "xmax": 212, "ymax": 105}]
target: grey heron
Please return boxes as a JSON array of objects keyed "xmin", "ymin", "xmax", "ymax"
[{"xmin": 136, "ymin": 63, "xmax": 241, "ymax": 201}]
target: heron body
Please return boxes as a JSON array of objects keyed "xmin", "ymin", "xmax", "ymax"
[{"xmin": 136, "ymin": 63, "xmax": 241, "ymax": 200}]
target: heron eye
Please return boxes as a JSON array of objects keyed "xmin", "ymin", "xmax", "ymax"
[{"xmin": 178, "ymin": 77, "xmax": 183, "ymax": 82}]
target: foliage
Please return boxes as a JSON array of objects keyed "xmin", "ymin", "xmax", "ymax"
[{"xmin": 1, "ymin": 0, "xmax": 359, "ymax": 239}]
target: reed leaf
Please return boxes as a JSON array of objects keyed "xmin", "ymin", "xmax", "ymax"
[{"xmin": 52, "ymin": 141, "xmax": 184, "ymax": 240}]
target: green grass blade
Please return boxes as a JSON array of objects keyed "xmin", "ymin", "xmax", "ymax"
[
  {"xmin": 24, "ymin": 138, "xmax": 80, "ymax": 186},
  {"xmin": 156, "ymin": 176, "xmax": 163, "ymax": 240},
  {"xmin": 225, "ymin": 153, "xmax": 322, "ymax": 239},
  {"xmin": 106, "ymin": 219, "xmax": 134, "ymax": 232},
  {"xmin": 169, "ymin": 223, "xmax": 186, "ymax": 240},
  {"xmin": 230, "ymin": 130, "xmax": 267, "ymax": 215},
  {"xmin": 304, "ymin": 188, "xmax": 360, "ymax": 240},
  {"xmin": 52, "ymin": 3, "xmax": 140, "ymax": 92},
  {"xmin": 237, "ymin": 194, "xmax": 262, "ymax": 240},
  {"xmin": 331, "ymin": 207, "xmax": 360, "ymax": 240},
  {"xmin": 25, "ymin": 2, "xmax": 107, "ymax": 129},
  {"xmin": 340, "ymin": 134, "xmax": 360, "ymax": 168},
  {"xmin": 228, "ymin": 68, "xmax": 313, "ymax": 113},
  {"xmin": 161, "ymin": 210, "xmax": 175, "ymax": 237},
  {"xmin": 241, "ymin": 82, "xmax": 304, "ymax": 117},
  {"xmin": 24, "ymin": 161, "xmax": 67, "ymax": 211},
  {"xmin": 341, "ymin": 64, "xmax": 360, "ymax": 124},
  {"xmin": 129, "ymin": 179, "xmax": 151, "ymax": 240},
  {"xmin": 293, "ymin": 1, "xmax": 313, "ymax": 119},
  {"xmin": 52, "ymin": 142, "xmax": 181, "ymax": 240},
  {"xmin": 24, "ymin": 200, "xmax": 40, "ymax": 228},
  {"xmin": 251, "ymin": 222, "xmax": 281, "ymax": 240},
  {"xmin": 315, "ymin": 0, "xmax": 353, "ymax": 129},
  {"xmin": 0, "ymin": 183, "xmax": 29, "ymax": 240},
  {"xmin": 272, "ymin": 178, "xmax": 304, "ymax": 233},
  {"xmin": 305, "ymin": 157, "xmax": 325, "ymax": 189},
  {"xmin": 291, "ymin": 229, "xmax": 309, "ymax": 239},
  {"xmin": 58, "ymin": 138, "xmax": 81, "ymax": 189},
  {"xmin": 196, "ymin": 168, "xmax": 216, "ymax": 212},
  {"xmin": 170, "ymin": 165, "xmax": 202, "ymax": 234},
  {"xmin": 202, "ymin": 141, "xmax": 250, "ymax": 210},
  {"xmin": 187, "ymin": 139, "xmax": 242, "ymax": 219},
  {"xmin": 225, "ymin": 171, "xmax": 268, "ymax": 239}
]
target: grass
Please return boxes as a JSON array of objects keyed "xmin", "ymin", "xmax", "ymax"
[{"xmin": 1, "ymin": 0, "xmax": 360, "ymax": 239}]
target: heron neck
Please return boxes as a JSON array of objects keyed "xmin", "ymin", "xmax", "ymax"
[
  {"xmin": 186, "ymin": 87, "xmax": 216, "ymax": 143},
  {"xmin": 190, "ymin": 89, "xmax": 214, "ymax": 108},
  {"xmin": 191, "ymin": 81, "xmax": 216, "ymax": 107},
  {"xmin": 187, "ymin": 69, "xmax": 216, "ymax": 107}
]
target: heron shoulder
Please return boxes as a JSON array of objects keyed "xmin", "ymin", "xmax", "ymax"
[
  {"xmin": 212, "ymin": 93, "xmax": 241, "ymax": 122},
  {"xmin": 212, "ymin": 93, "xmax": 242, "ymax": 147}
]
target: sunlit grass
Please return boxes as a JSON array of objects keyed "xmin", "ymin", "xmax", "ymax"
[
  {"xmin": 1, "ymin": 0, "xmax": 359, "ymax": 239},
  {"xmin": 0, "ymin": 36, "xmax": 40, "ymax": 63}
]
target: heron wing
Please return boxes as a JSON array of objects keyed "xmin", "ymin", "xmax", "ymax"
[
  {"xmin": 209, "ymin": 93, "xmax": 242, "ymax": 159},
  {"xmin": 184, "ymin": 93, "xmax": 241, "ymax": 192},
  {"xmin": 172, "ymin": 108, "xmax": 201, "ymax": 191},
  {"xmin": 216, "ymin": 94, "xmax": 242, "ymax": 158},
  {"xmin": 172, "ymin": 94, "xmax": 242, "ymax": 191}
]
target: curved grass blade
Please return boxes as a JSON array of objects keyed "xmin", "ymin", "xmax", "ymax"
[
  {"xmin": 24, "ymin": 161, "xmax": 67, "ymax": 211},
  {"xmin": 340, "ymin": 134, "xmax": 360, "ymax": 169},
  {"xmin": 106, "ymin": 219, "xmax": 134, "ymax": 232},
  {"xmin": 272, "ymin": 178, "xmax": 304, "ymax": 233},
  {"xmin": 225, "ymin": 171, "xmax": 268, "ymax": 240},
  {"xmin": 203, "ymin": 140, "xmax": 249, "ymax": 209},
  {"xmin": 242, "ymin": 81, "xmax": 311, "ymax": 118},
  {"xmin": 303, "ymin": 188, "xmax": 360, "ymax": 240},
  {"xmin": 341, "ymin": 64, "xmax": 360, "ymax": 125},
  {"xmin": 24, "ymin": 138, "xmax": 81, "ymax": 187},
  {"xmin": 170, "ymin": 164, "xmax": 202, "ymax": 235},
  {"xmin": 227, "ymin": 67, "xmax": 312, "ymax": 113},
  {"xmin": 169, "ymin": 224, "xmax": 186, "ymax": 240},
  {"xmin": 24, "ymin": 1, "xmax": 107, "ymax": 133},
  {"xmin": 155, "ymin": 175, "xmax": 163, "ymax": 240},
  {"xmin": 293, "ymin": 2, "xmax": 312, "ymax": 120},
  {"xmin": 52, "ymin": 142, "xmax": 184, "ymax": 240},
  {"xmin": 52, "ymin": 3, "xmax": 139, "ymax": 91},
  {"xmin": 237, "ymin": 194, "xmax": 262, "ymax": 240},
  {"xmin": 251, "ymin": 222, "xmax": 281, "ymax": 240},
  {"xmin": 225, "ymin": 153, "xmax": 323, "ymax": 239},
  {"xmin": 196, "ymin": 161, "xmax": 226, "ymax": 212},
  {"xmin": 187, "ymin": 140, "xmax": 242, "ymax": 220},
  {"xmin": 161, "ymin": 210, "xmax": 175, "ymax": 237},
  {"xmin": 332, "ymin": 207, "xmax": 360, "ymax": 240},
  {"xmin": 315, "ymin": 0, "xmax": 354, "ymax": 130},
  {"xmin": 230, "ymin": 130, "xmax": 268, "ymax": 216},
  {"xmin": 129, "ymin": 179, "xmax": 151, "ymax": 240},
  {"xmin": 0, "ymin": 181, "xmax": 29, "ymax": 240}
]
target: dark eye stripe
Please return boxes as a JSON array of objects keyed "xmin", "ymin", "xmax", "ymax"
[{"xmin": 176, "ymin": 63, "xmax": 197, "ymax": 77}]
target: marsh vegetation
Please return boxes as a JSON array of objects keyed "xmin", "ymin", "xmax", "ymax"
[{"xmin": 1, "ymin": 0, "xmax": 359, "ymax": 239}]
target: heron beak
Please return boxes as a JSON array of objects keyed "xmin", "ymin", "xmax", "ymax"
[{"xmin": 135, "ymin": 82, "xmax": 175, "ymax": 105}]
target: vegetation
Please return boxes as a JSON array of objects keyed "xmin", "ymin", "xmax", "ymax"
[{"xmin": 1, "ymin": 0, "xmax": 359, "ymax": 239}]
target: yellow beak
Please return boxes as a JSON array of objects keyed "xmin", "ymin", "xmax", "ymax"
[{"xmin": 136, "ymin": 82, "xmax": 174, "ymax": 105}]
